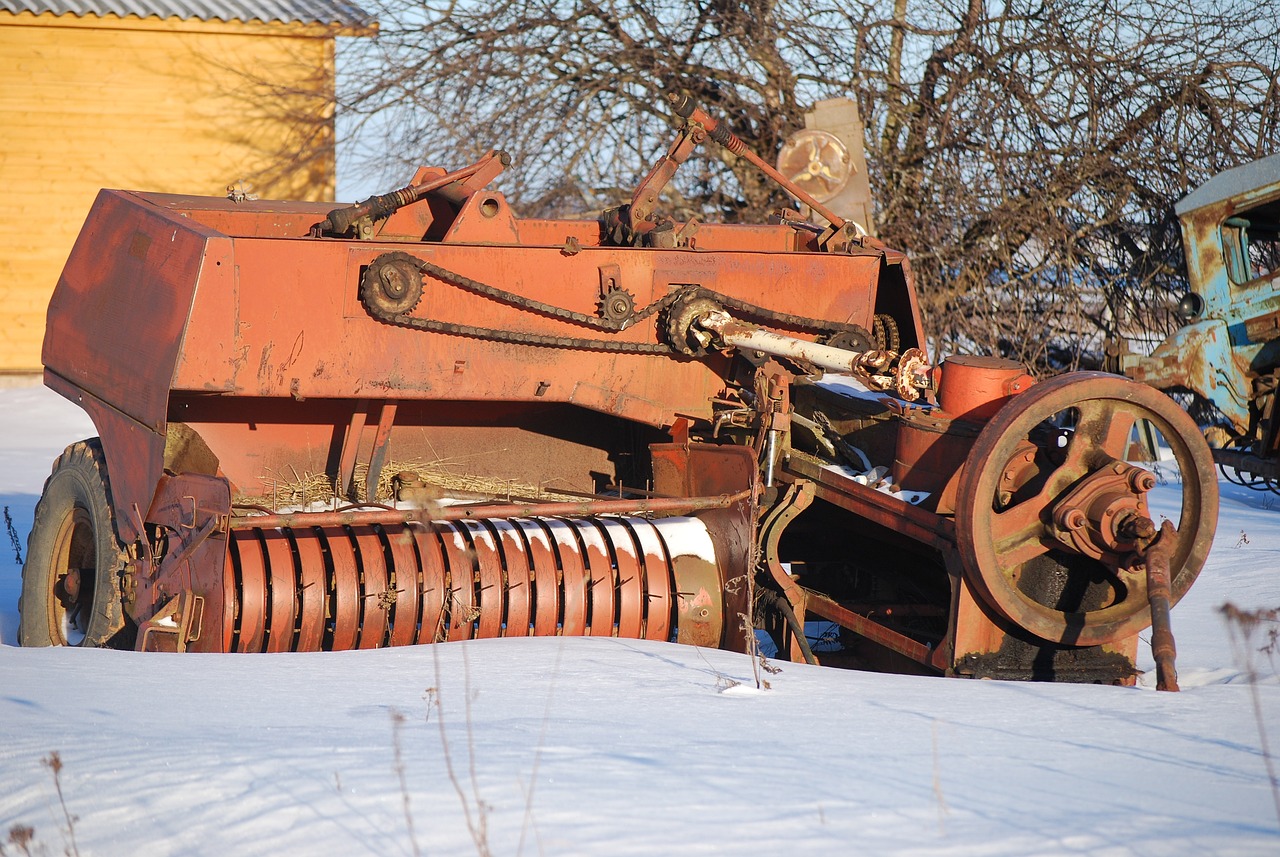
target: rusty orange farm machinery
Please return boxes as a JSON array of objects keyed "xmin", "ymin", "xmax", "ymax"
[{"xmin": 21, "ymin": 90, "xmax": 1219, "ymax": 687}]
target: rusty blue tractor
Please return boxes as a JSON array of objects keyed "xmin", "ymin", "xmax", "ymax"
[{"xmin": 1123, "ymin": 154, "xmax": 1280, "ymax": 491}]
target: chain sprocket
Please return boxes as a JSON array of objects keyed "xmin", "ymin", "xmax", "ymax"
[
  {"xmin": 598, "ymin": 288, "xmax": 637, "ymax": 324},
  {"xmin": 361, "ymin": 251, "xmax": 425, "ymax": 316}
]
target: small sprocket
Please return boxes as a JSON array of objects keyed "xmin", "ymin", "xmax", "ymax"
[
  {"xmin": 361, "ymin": 251, "xmax": 425, "ymax": 317},
  {"xmin": 597, "ymin": 288, "xmax": 637, "ymax": 324}
]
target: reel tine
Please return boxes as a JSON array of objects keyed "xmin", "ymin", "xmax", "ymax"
[
  {"xmin": 320, "ymin": 526, "xmax": 361, "ymax": 651},
  {"xmin": 544, "ymin": 519, "xmax": 589, "ymax": 636},
  {"xmin": 572, "ymin": 519, "xmax": 615, "ymax": 637},
  {"xmin": 596, "ymin": 518, "xmax": 645, "ymax": 639},
  {"xmin": 352, "ymin": 527, "xmax": 389, "ymax": 649},
  {"xmin": 438, "ymin": 522, "xmax": 476, "ymax": 641},
  {"xmin": 512, "ymin": 519, "xmax": 560, "ymax": 636},
  {"xmin": 232, "ymin": 530, "xmax": 268, "ymax": 654},
  {"xmin": 489, "ymin": 518, "xmax": 532, "ymax": 637},
  {"xmin": 411, "ymin": 524, "xmax": 448, "ymax": 645},
  {"xmin": 626, "ymin": 518, "xmax": 675, "ymax": 643},
  {"xmin": 383, "ymin": 525, "xmax": 422, "ymax": 648},
  {"xmin": 260, "ymin": 528, "xmax": 298, "ymax": 654},
  {"xmin": 460, "ymin": 520, "xmax": 505, "ymax": 639},
  {"xmin": 292, "ymin": 527, "xmax": 327, "ymax": 652}
]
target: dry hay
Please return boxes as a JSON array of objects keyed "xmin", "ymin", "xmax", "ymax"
[{"xmin": 235, "ymin": 458, "xmax": 583, "ymax": 509}]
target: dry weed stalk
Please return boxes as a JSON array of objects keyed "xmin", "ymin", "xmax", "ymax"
[
  {"xmin": 390, "ymin": 711, "xmax": 421, "ymax": 857},
  {"xmin": 430, "ymin": 643, "xmax": 492, "ymax": 856},
  {"xmin": 1220, "ymin": 602, "xmax": 1280, "ymax": 829},
  {"xmin": 1, "ymin": 825, "xmax": 37, "ymax": 857},
  {"xmin": 40, "ymin": 753, "xmax": 78, "ymax": 857},
  {"xmin": 4, "ymin": 505, "xmax": 23, "ymax": 565}
]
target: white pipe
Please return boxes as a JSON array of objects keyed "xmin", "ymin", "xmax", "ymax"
[{"xmin": 697, "ymin": 310, "xmax": 885, "ymax": 375}]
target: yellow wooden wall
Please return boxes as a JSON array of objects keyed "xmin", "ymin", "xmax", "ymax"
[{"xmin": 0, "ymin": 11, "xmax": 348, "ymax": 372}]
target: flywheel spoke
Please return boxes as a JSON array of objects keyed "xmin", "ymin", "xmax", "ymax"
[
  {"xmin": 1070, "ymin": 399, "xmax": 1137, "ymax": 466},
  {"xmin": 989, "ymin": 504, "xmax": 1053, "ymax": 571}
]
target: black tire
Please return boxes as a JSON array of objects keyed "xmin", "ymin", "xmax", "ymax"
[{"xmin": 18, "ymin": 439, "xmax": 129, "ymax": 647}]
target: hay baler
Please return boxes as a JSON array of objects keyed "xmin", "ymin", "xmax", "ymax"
[{"xmin": 21, "ymin": 93, "xmax": 1218, "ymax": 686}]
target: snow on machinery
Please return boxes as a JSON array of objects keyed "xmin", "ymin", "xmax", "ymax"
[
  {"xmin": 21, "ymin": 88, "xmax": 1219, "ymax": 688},
  {"xmin": 1122, "ymin": 153, "xmax": 1280, "ymax": 493}
]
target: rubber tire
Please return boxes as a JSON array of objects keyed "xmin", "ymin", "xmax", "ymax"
[{"xmin": 18, "ymin": 439, "xmax": 128, "ymax": 647}]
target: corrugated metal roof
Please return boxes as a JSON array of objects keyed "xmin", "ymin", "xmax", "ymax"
[{"xmin": 0, "ymin": 0, "xmax": 372, "ymax": 28}]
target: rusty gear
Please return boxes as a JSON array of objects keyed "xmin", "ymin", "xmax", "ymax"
[
  {"xmin": 822, "ymin": 327, "xmax": 875, "ymax": 353},
  {"xmin": 664, "ymin": 294, "xmax": 725, "ymax": 357},
  {"xmin": 597, "ymin": 288, "xmax": 637, "ymax": 324},
  {"xmin": 361, "ymin": 252, "xmax": 425, "ymax": 316}
]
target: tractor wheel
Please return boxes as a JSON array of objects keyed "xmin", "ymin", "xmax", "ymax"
[{"xmin": 19, "ymin": 439, "xmax": 129, "ymax": 647}]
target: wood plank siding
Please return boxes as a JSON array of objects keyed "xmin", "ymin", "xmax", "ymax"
[{"xmin": 0, "ymin": 10, "xmax": 357, "ymax": 371}]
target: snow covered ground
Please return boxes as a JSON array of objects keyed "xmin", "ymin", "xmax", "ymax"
[{"xmin": 1, "ymin": 383, "xmax": 1278, "ymax": 856}]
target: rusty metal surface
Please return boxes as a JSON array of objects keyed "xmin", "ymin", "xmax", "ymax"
[
  {"xmin": 361, "ymin": 251, "xmax": 877, "ymax": 354},
  {"xmin": 513, "ymin": 519, "xmax": 558, "ymax": 637},
  {"xmin": 188, "ymin": 228, "xmax": 881, "ymax": 407},
  {"xmin": 461, "ymin": 521, "xmax": 504, "ymax": 640},
  {"xmin": 545, "ymin": 520, "xmax": 589, "ymax": 636},
  {"xmin": 651, "ymin": 443, "xmax": 756, "ymax": 652},
  {"xmin": 261, "ymin": 529, "xmax": 298, "ymax": 653},
  {"xmin": 46, "ymin": 371, "xmax": 166, "ymax": 545},
  {"xmin": 208, "ymin": 514, "xmax": 711, "ymax": 653},
  {"xmin": 804, "ymin": 591, "xmax": 934, "ymax": 666},
  {"xmin": 439, "ymin": 522, "xmax": 475, "ymax": 642},
  {"xmin": 230, "ymin": 532, "xmax": 267, "ymax": 653},
  {"xmin": 28, "ymin": 96, "xmax": 1222, "ymax": 684},
  {"xmin": 631, "ymin": 520, "xmax": 674, "ymax": 642},
  {"xmin": 411, "ymin": 526, "xmax": 447, "ymax": 644},
  {"xmin": 783, "ymin": 452, "xmax": 956, "ymax": 551},
  {"xmin": 382, "ymin": 525, "xmax": 420, "ymax": 647},
  {"xmin": 955, "ymin": 372, "xmax": 1218, "ymax": 648},
  {"xmin": 323, "ymin": 527, "xmax": 361, "ymax": 651},
  {"xmin": 1143, "ymin": 520, "xmax": 1181, "ymax": 691},
  {"xmin": 933, "ymin": 355, "xmax": 1034, "ymax": 421},
  {"xmin": 576, "ymin": 519, "xmax": 616, "ymax": 638},
  {"xmin": 293, "ymin": 531, "xmax": 327, "ymax": 651},
  {"xmin": 1124, "ymin": 155, "xmax": 1280, "ymax": 475},
  {"xmin": 1212, "ymin": 446, "xmax": 1280, "ymax": 480},
  {"xmin": 353, "ymin": 528, "xmax": 390, "ymax": 648},
  {"xmin": 488, "ymin": 520, "xmax": 529, "ymax": 637}
]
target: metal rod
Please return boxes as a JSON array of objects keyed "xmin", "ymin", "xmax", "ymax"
[
  {"xmin": 314, "ymin": 151, "xmax": 508, "ymax": 235},
  {"xmin": 1144, "ymin": 520, "xmax": 1181, "ymax": 692},
  {"xmin": 665, "ymin": 89, "xmax": 848, "ymax": 230},
  {"xmin": 231, "ymin": 490, "xmax": 752, "ymax": 531},
  {"xmin": 803, "ymin": 590, "xmax": 936, "ymax": 666},
  {"xmin": 756, "ymin": 588, "xmax": 818, "ymax": 665},
  {"xmin": 764, "ymin": 431, "xmax": 778, "ymax": 488}
]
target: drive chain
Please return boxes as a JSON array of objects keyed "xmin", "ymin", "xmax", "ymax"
[{"xmin": 368, "ymin": 254, "xmax": 892, "ymax": 354}]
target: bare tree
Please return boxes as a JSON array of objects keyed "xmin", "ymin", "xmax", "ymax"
[
  {"xmin": 337, "ymin": 0, "xmax": 858, "ymax": 219},
  {"xmin": 867, "ymin": 0, "xmax": 1280, "ymax": 368},
  {"xmin": 328, "ymin": 0, "xmax": 1280, "ymax": 371}
]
